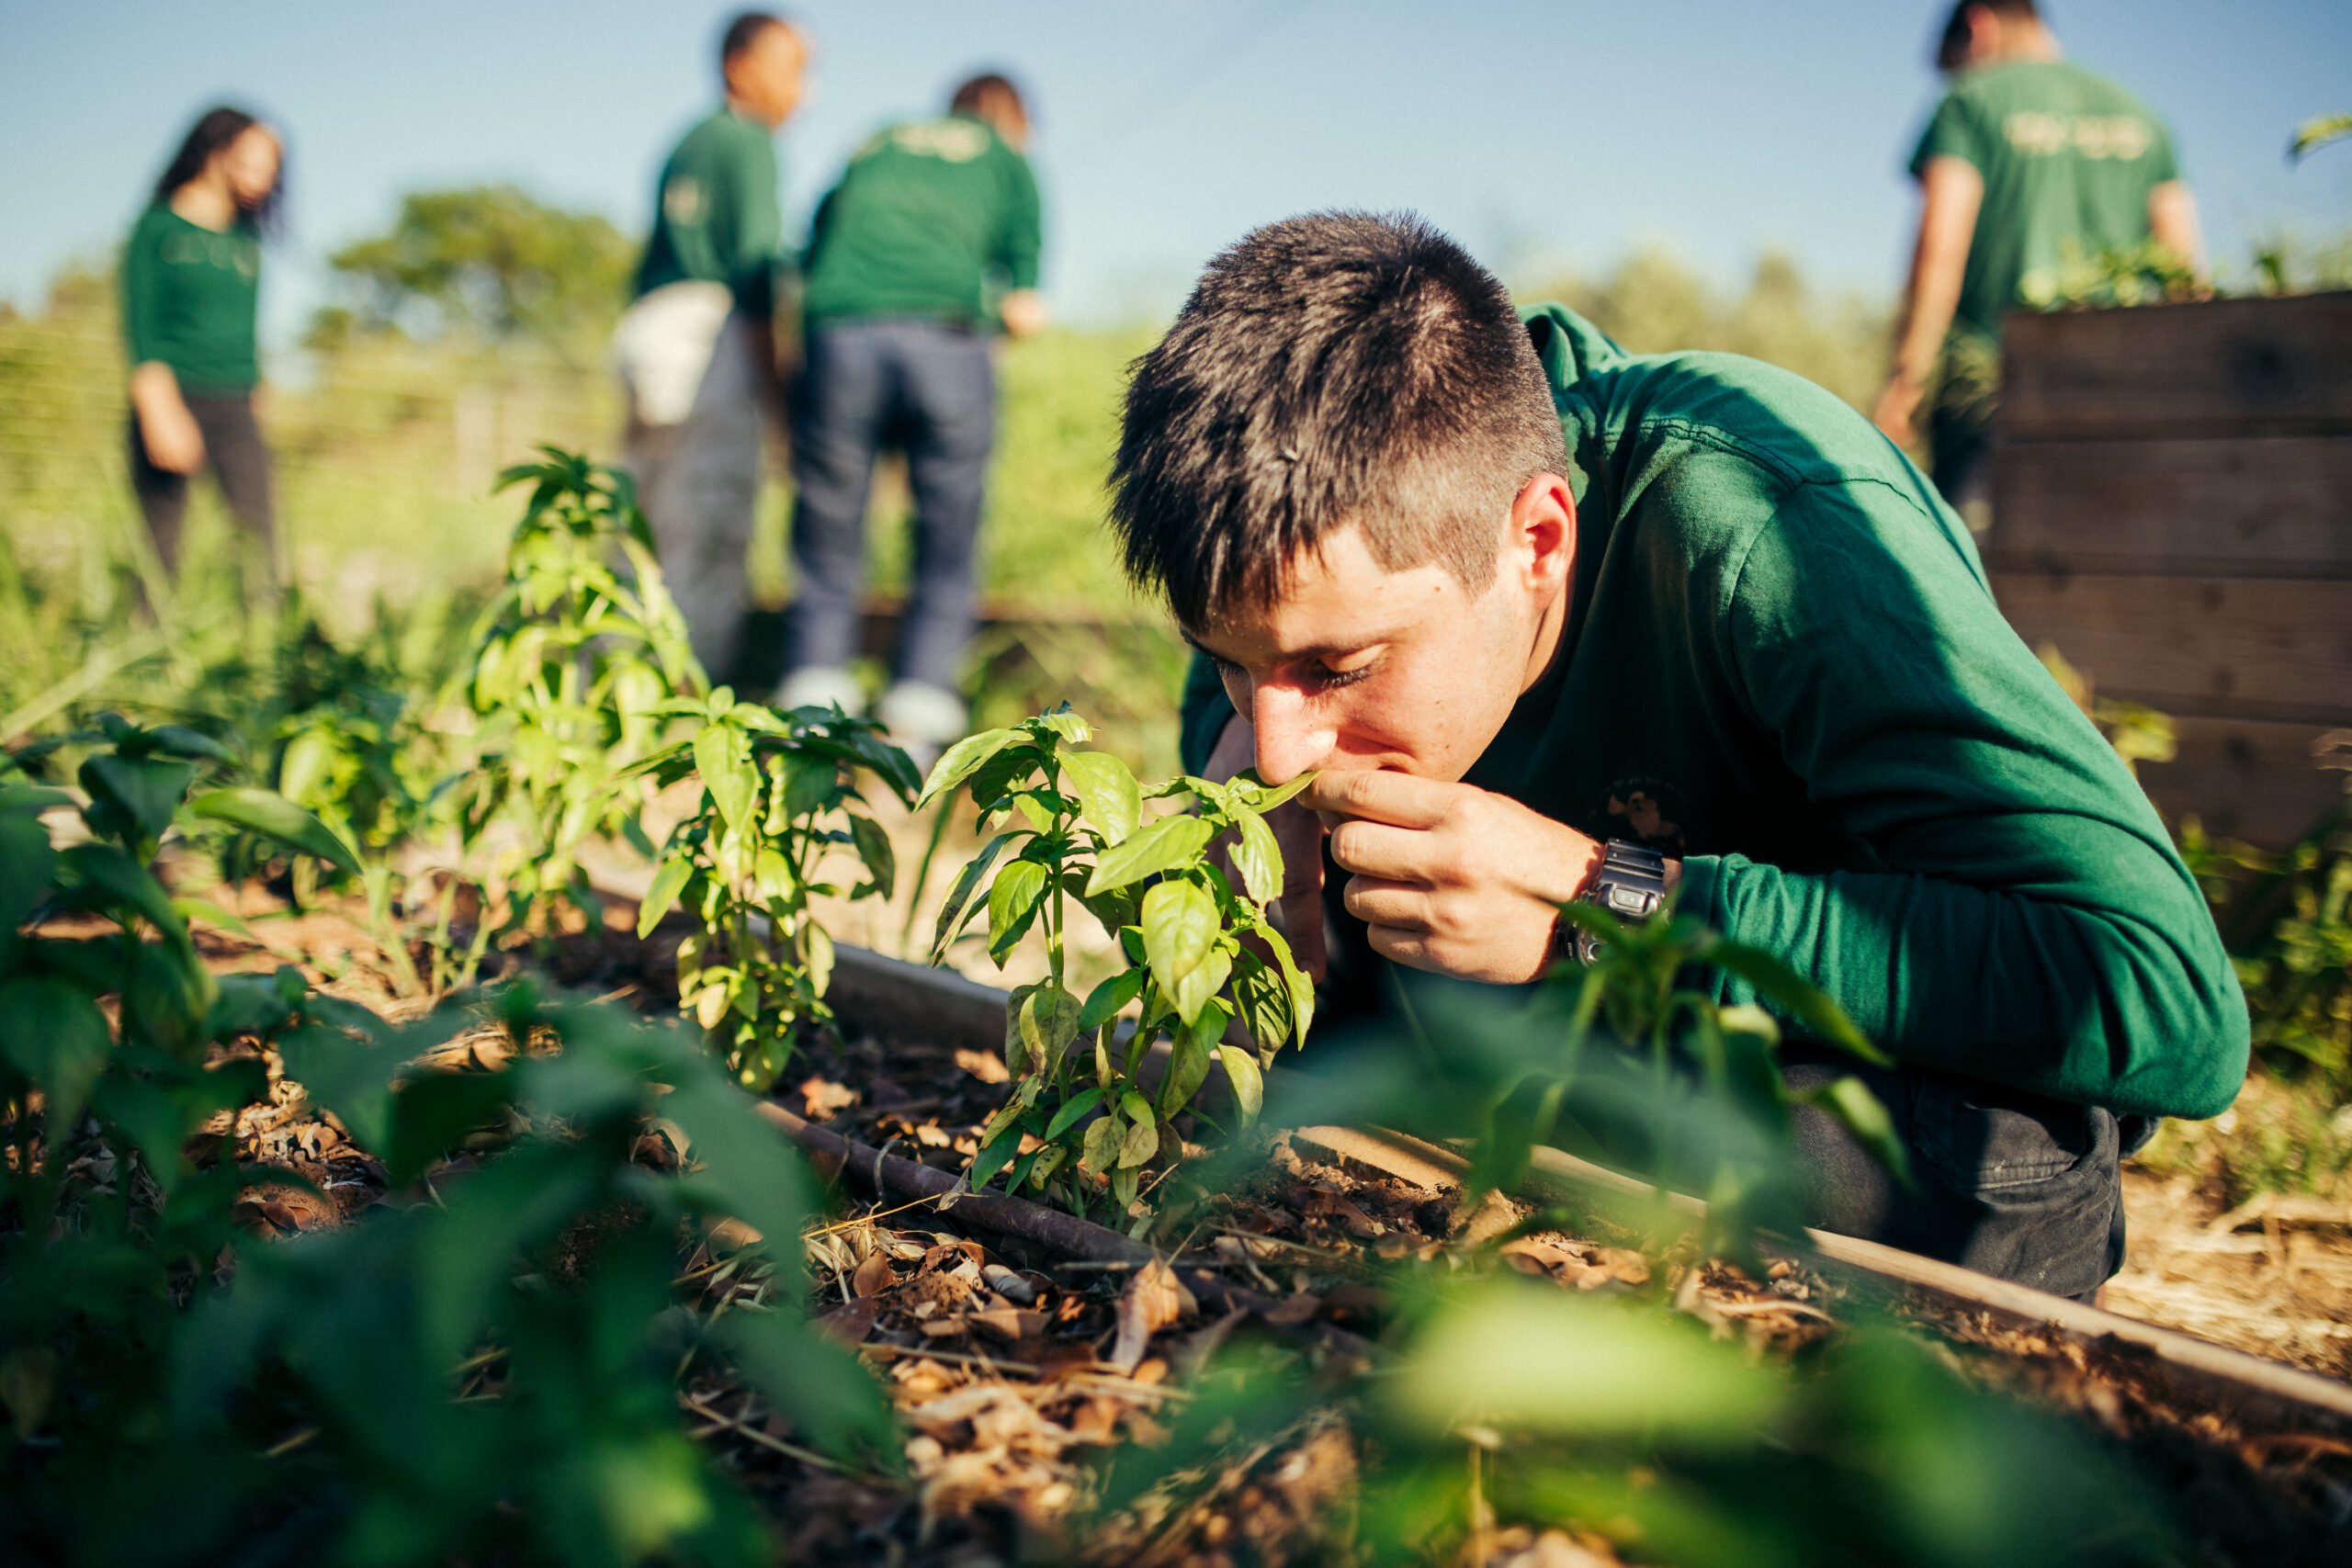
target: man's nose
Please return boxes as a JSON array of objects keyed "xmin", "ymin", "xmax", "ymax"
[{"xmin": 1250, "ymin": 682, "xmax": 1335, "ymax": 786}]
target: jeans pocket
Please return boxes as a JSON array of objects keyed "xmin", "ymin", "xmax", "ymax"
[{"xmin": 1910, "ymin": 1075, "xmax": 2097, "ymax": 1194}]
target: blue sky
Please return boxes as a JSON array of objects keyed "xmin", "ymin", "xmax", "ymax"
[{"xmin": 3, "ymin": 0, "xmax": 2346, "ymax": 351}]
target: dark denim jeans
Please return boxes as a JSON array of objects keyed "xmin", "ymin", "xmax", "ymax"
[
  {"xmin": 786, "ymin": 318, "xmax": 995, "ymax": 691},
  {"xmin": 1781, "ymin": 1045, "xmax": 2146, "ymax": 1301}
]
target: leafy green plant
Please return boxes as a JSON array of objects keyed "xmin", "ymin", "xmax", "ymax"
[
  {"xmin": 155, "ymin": 987, "xmax": 896, "ymax": 1568},
  {"xmin": 448, "ymin": 448, "xmax": 707, "ymax": 976},
  {"xmin": 1500, "ymin": 901, "xmax": 1908, "ymax": 1261},
  {"xmin": 1105, "ymin": 1275, "xmax": 2175, "ymax": 1568},
  {"xmin": 0, "ymin": 715, "xmax": 357, "ymax": 1544},
  {"xmin": 919, "ymin": 706, "xmax": 1315, "ymax": 1227},
  {"xmin": 2181, "ymin": 790, "xmax": 2352, "ymax": 1100},
  {"xmin": 628, "ymin": 692, "xmax": 919, "ymax": 1091}
]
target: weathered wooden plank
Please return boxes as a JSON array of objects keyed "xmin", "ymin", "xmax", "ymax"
[
  {"xmin": 1999, "ymin": 293, "xmax": 2352, "ymax": 439},
  {"xmin": 1981, "ymin": 436, "xmax": 2352, "ymax": 579},
  {"xmin": 2137, "ymin": 716, "xmax": 2347, "ymax": 847},
  {"xmin": 1989, "ymin": 571, "xmax": 2352, "ymax": 725}
]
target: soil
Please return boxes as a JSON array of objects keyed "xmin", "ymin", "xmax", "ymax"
[{"xmin": 81, "ymin": 868, "xmax": 2352, "ymax": 1566}]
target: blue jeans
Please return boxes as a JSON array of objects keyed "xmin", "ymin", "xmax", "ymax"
[{"xmin": 786, "ymin": 319, "xmax": 995, "ymax": 691}]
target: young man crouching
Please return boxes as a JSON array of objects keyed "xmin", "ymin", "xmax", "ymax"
[{"xmin": 1108, "ymin": 212, "xmax": 2245, "ymax": 1299}]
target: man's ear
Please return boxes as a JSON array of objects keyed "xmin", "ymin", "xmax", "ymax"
[{"xmin": 1508, "ymin": 472, "xmax": 1577, "ymax": 593}]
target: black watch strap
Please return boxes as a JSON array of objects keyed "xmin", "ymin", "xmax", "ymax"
[{"xmin": 1559, "ymin": 839, "xmax": 1670, "ymax": 965}]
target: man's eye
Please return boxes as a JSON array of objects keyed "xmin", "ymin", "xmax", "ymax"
[{"xmin": 1309, "ymin": 662, "xmax": 1372, "ymax": 691}]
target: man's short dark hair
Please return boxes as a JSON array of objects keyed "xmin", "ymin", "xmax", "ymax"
[
  {"xmin": 720, "ymin": 10, "xmax": 790, "ymax": 66},
  {"xmin": 1937, "ymin": 0, "xmax": 2039, "ymax": 72},
  {"xmin": 1109, "ymin": 211, "xmax": 1568, "ymax": 628},
  {"xmin": 949, "ymin": 73, "xmax": 1027, "ymax": 130}
]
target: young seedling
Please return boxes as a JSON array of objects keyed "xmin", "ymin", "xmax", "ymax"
[
  {"xmin": 448, "ymin": 447, "xmax": 707, "ymax": 970},
  {"xmin": 919, "ymin": 706, "xmax": 1315, "ymax": 1226},
  {"xmin": 1466, "ymin": 899, "xmax": 1911, "ymax": 1265},
  {"xmin": 628, "ymin": 691, "xmax": 919, "ymax": 1090}
]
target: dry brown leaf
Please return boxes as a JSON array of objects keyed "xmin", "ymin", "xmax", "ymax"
[
  {"xmin": 1595, "ymin": 1247, "xmax": 1653, "ymax": 1285},
  {"xmin": 1501, "ymin": 1237, "xmax": 1579, "ymax": 1275},
  {"xmin": 970, "ymin": 1307, "xmax": 1047, "ymax": 1343},
  {"xmin": 798, "ymin": 1077, "xmax": 858, "ymax": 1120},
  {"xmin": 815, "ymin": 1297, "xmax": 878, "ymax": 1347},
  {"xmin": 921, "ymin": 1316, "xmax": 965, "ymax": 1338},
  {"xmin": 955, "ymin": 1047, "xmax": 1012, "ymax": 1084},
  {"xmin": 1131, "ymin": 1357, "xmax": 1169, "ymax": 1385},
  {"xmin": 1330, "ymin": 1195, "xmax": 1385, "ymax": 1238},
  {"xmin": 1064, "ymin": 1397, "xmax": 1119, "ymax": 1444},
  {"xmin": 1262, "ymin": 1292, "xmax": 1322, "ymax": 1326},
  {"xmin": 1110, "ymin": 1258, "xmax": 1193, "ymax": 1373},
  {"xmin": 852, "ymin": 1252, "xmax": 897, "ymax": 1298},
  {"xmin": 707, "ymin": 1216, "xmax": 762, "ymax": 1251}
]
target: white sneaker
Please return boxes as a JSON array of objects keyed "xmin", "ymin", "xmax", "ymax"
[
  {"xmin": 774, "ymin": 665, "xmax": 865, "ymax": 715},
  {"xmin": 876, "ymin": 681, "xmax": 968, "ymax": 775}
]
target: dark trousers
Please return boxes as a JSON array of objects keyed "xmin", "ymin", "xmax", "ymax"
[
  {"xmin": 1782, "ymin": 1046, "xmax": 2145, "ymax": 1301},
  {"xmin": 128, "ymin": 391, "xmax": 277, "ymax": 577},
  {"xmin": 786, "ymin": 319, "xmax": 994, "ymax": 691}
]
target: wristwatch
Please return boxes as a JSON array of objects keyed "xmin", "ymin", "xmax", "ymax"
[{"xmin": 1556, "ymin": 839, "xmax": 1670, "ymax": 966}]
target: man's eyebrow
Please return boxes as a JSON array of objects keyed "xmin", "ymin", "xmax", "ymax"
[{"xmin": 1177, "ymin": 626, "xmax": 1412, "ymax": 662}]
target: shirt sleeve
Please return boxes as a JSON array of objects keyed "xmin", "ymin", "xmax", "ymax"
[
  {"xmin": 2145, "ymin": 115, "xmax": 2182, "ymax": 185},
  {"xmin": 121, "ymin": 213, "xmax": 165, "ymax": 368},
  {"xmin": 1678, "ymin": 477, "xmax": 2247, "ymax": 1119},
  {"xmin": 723, "ymin": 131, "xmax": 784, "ymax": 318},
  {"xmin": 1908, "ymin": 90, "xmax": 1985, "ymax": 178},
  {"xmin": 995, "ymin": 151, "xmax": 1043, "ymax": 292}
]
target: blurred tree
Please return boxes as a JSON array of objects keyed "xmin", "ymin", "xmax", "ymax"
[
  {"xmin": 320, "ymin": 185, "xmax": 635, "ymax": 355},
  {"xmin": 1520, "ymin": 248, "xmax": 1888, "ymax": 412}
]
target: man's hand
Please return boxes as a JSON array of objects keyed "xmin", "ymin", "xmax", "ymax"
[
  {"xmin": 1308, "ymin": 770, "xmax": 1606, "ymax": 985},
  {"xmin": 1871, "ymin": 378, "xmax": 1925, "ymax": 446},
  {"xmin": 998, "ymin": 288, "xmax": 1048, "ymax": 339},
  {"xmin": 1204, "ymin": 716, "xmax": 1328, "ymax": 981}
]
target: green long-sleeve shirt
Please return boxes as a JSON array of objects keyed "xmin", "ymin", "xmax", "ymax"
[
  {"xmin": 120, "ymin": 203, "xmax": 262, "ymax": 392},
  {"xmin": 801, "ymin": 112, "xmax": 1041, "ymax": 329},
  {"xmin": 1181, "ymin": 305, "xmax": 2247, "ymax": 1120},
  {"xmin": 634, "ymin": 108, "xmax": 785, "ymax": 318}
]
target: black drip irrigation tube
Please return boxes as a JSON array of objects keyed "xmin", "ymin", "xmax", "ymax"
[{"xmin": 755, "ymin": 1099, "xmax": 1381, "ymax": 1366}]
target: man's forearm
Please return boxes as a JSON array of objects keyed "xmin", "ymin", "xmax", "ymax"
[
  {"xmin": 1679, "ymin": 852, "xmax": 2246, "ymax": 1119},
  {"xmin": 1874, "ymin": 158, "xmax": 1982, "ymax": 439}
]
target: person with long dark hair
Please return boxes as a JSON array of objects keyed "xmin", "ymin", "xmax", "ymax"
[{"xmin": 122, "ymin": 106, "xmax": 286, "ymax": 595}]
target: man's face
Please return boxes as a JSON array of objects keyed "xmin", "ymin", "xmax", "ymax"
[
  {"xmin": 728, "ymin": 24, "xmax": 809, "ymax": 129},
  {"xmin": 1182, "ymin": 483, "xmax": 1575, "ymax": 788}
]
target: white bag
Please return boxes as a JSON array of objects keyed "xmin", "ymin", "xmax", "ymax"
[{"xmin": 611, "ymin": 280, "xmax": 735, "ymax": 428}]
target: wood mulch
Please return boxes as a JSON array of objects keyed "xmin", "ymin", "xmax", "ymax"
[{"xmin": 94, "ymin": 874, "xmax": 2352, "ymax": 1564}]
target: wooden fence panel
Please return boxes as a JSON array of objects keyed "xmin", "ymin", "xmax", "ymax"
[
  {"xmin": 1983, "ymin": 436, "xmax": 2352, "ymax": 579},
  {"xmin": 1988, "ymin": 572, "xmax": 2352, "ymax": 726},
  {"xmin": 1991, "ymin": 294, "xmax": 2352, "ymax": 844},
  {"xmin": 1999, "ymin": 292, "xmax": 2352, "ymax": 440},
  {"xmin": 2137, "ymin": 717, "xmax": 2347, "ymax": 847}
]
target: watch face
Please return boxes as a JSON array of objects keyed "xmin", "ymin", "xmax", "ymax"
[{"xmin": 1602, "ymin": 886, "xmax": 1651, "ymax": 918}]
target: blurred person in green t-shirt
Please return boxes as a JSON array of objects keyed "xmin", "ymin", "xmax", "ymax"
[
  {"xmin": 120, "ymin": 106, "xmax": 286, "ymax": 603},
  {"xmin": 615, "ymin": 11, "xmax": 808, "ymax": 681},
  {"xmin": 773, "ymin": 73, "xmax": 1045, "ymax": 762},
  {"xmin": 1871, "ymin": 0, "xmax": 2202, "ymax": 529}
]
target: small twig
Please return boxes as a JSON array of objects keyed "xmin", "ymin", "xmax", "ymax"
[
  {"xmin": 677, "ymin": 1393, "xmax": 845, "ymax": 1473},
  {"xmin": 855, "ymin": 1342, "xmax": 1043, "ymax": 1378},
  {"xmin": 263, "ymin": 1426, "xmax": 321, "ymax": 1459}
]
